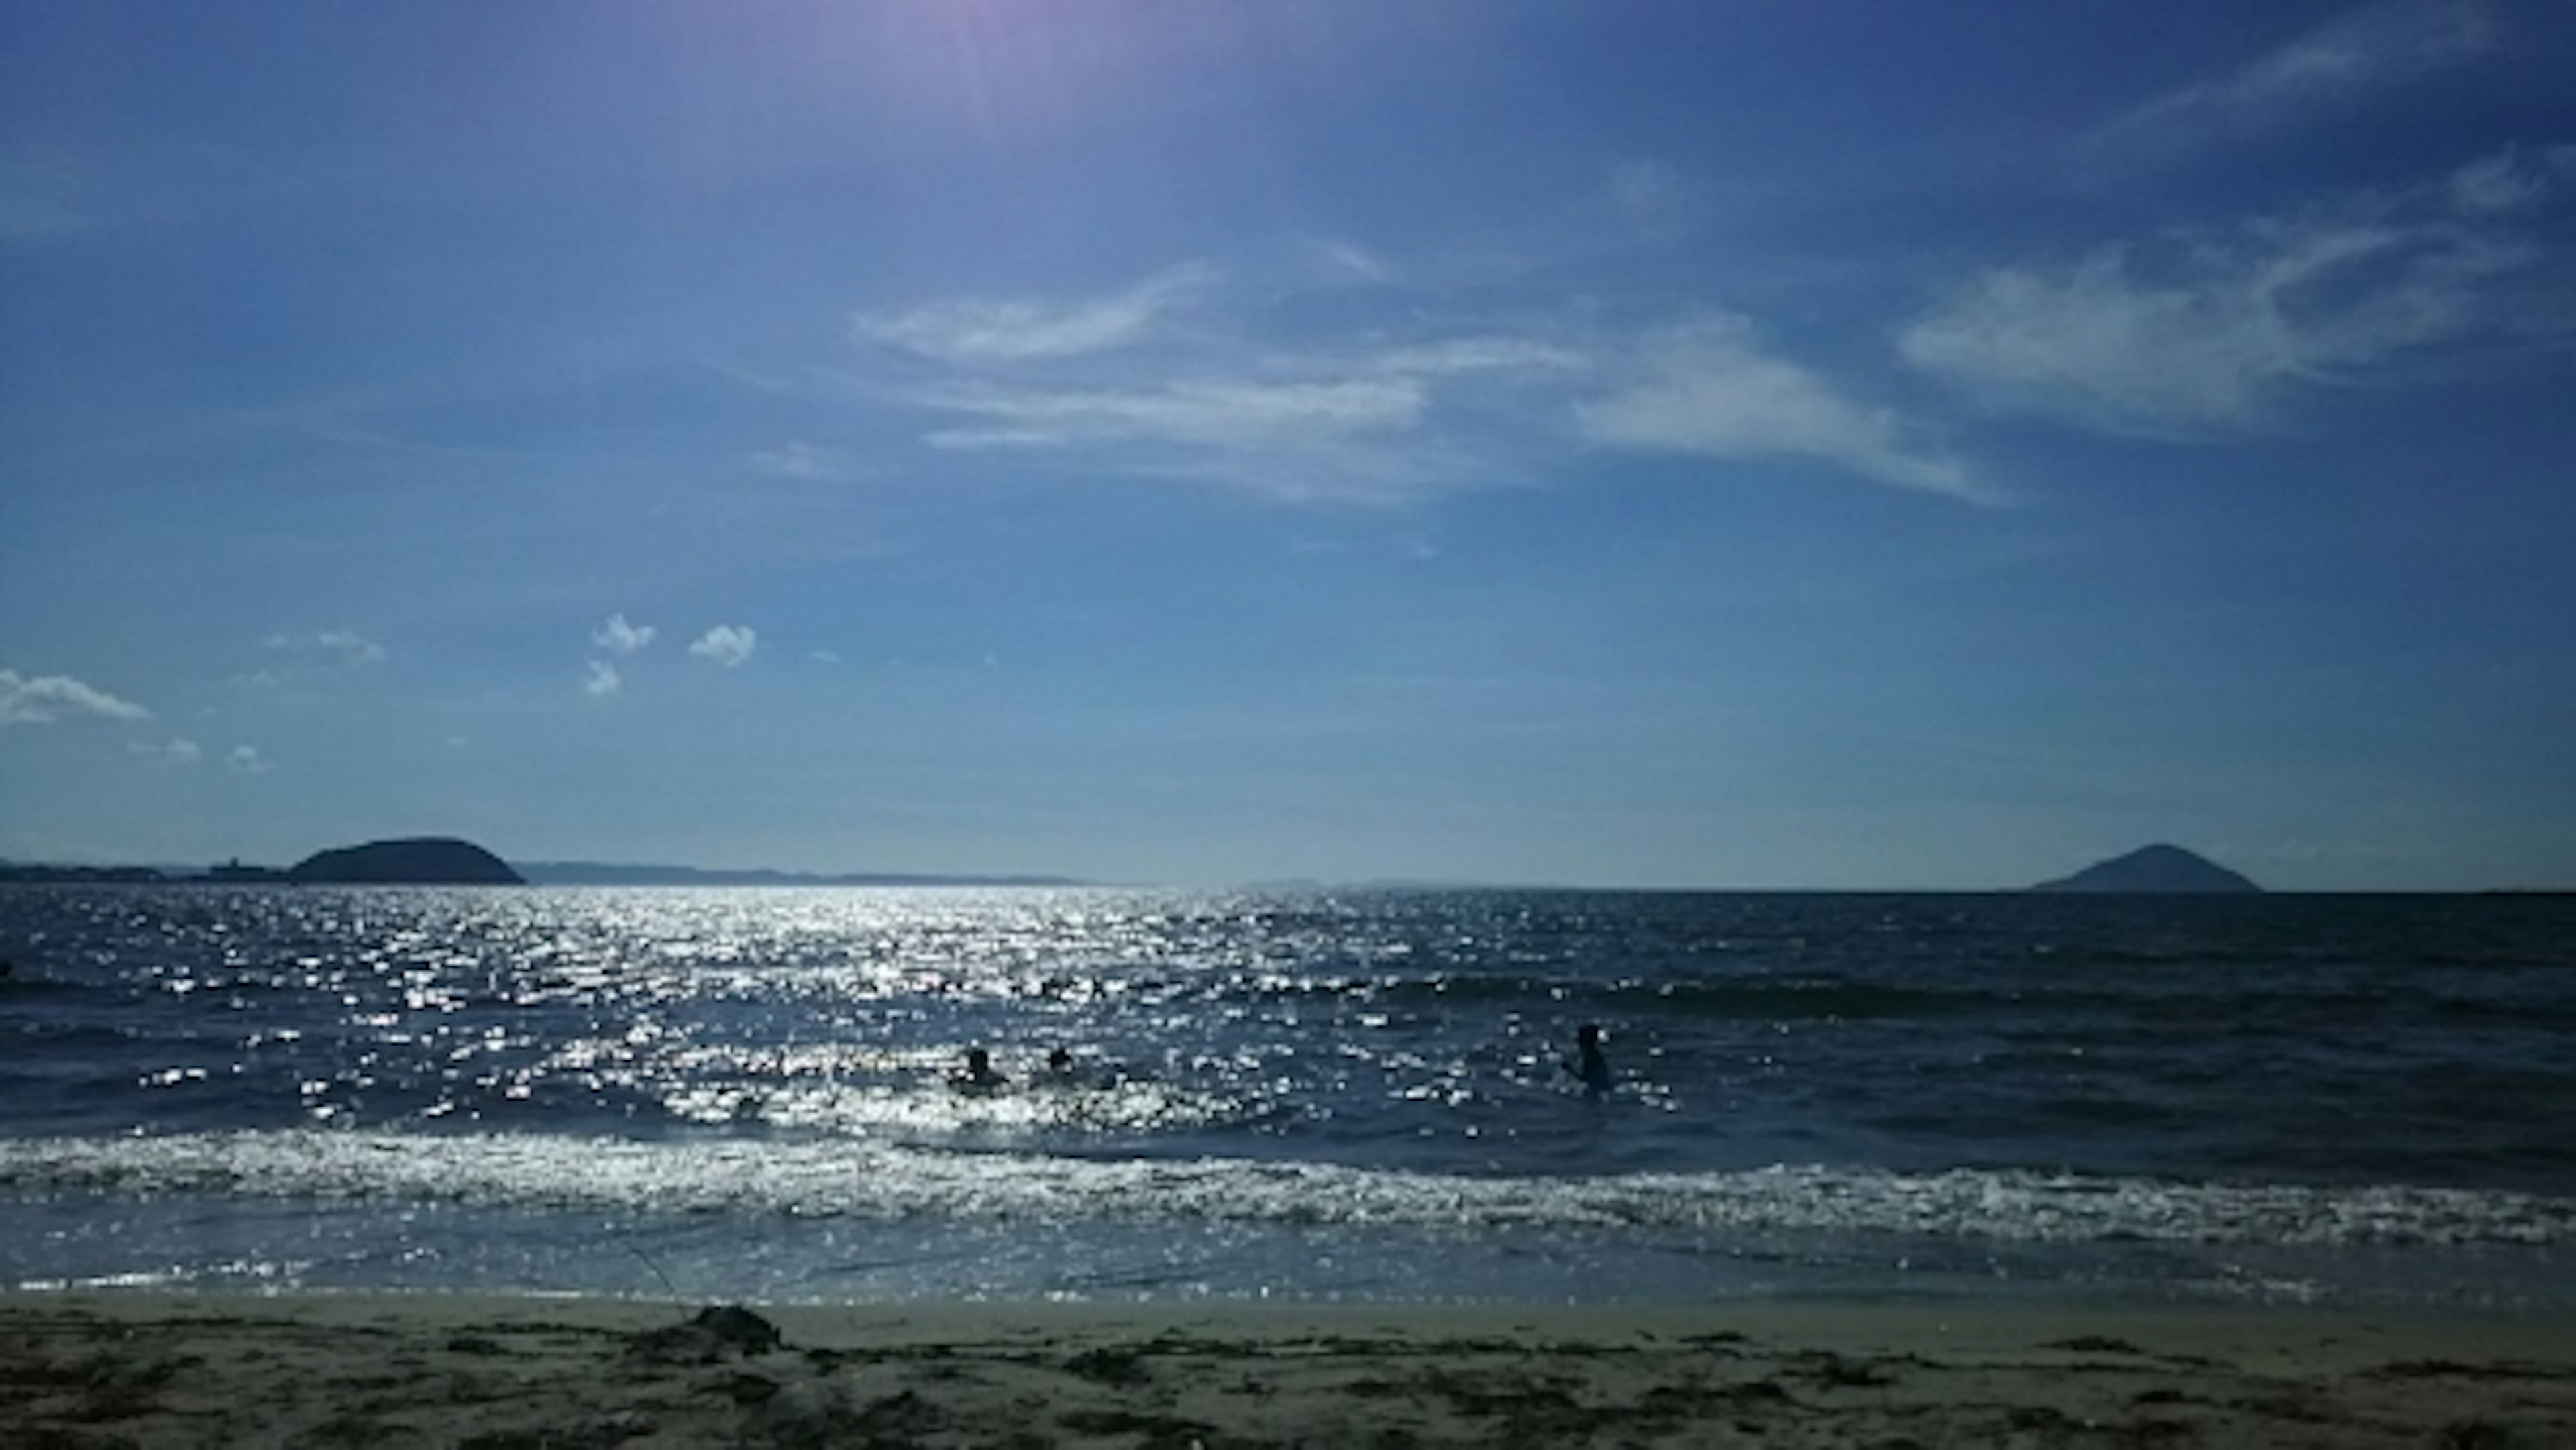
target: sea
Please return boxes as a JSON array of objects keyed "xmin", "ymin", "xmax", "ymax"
[{"xmin": 3, "ymin": 885, "xmax": 2573, "ymax": 1310}]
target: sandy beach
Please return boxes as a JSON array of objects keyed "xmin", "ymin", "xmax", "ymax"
[{"xmin": 5, "ymin": 1292, "xmax": 2574, "ymax": 1448}]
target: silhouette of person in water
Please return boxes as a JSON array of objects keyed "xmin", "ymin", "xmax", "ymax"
[
  {"xmin": 955, "ymin": 1046, "xmax": 1008, "ymax": 1092},
  {"xmin": 1043, "ymin": 1046, "xmax": 1076, "ymax": 1078},
  {"xmin": 1565, "ymin": 1023, "xmax": 1613, "ymax": 1094}
]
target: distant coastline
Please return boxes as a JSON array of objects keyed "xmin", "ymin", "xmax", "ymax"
[
  {"xmin": 0, "ymin": 845, "xmax": 2559, "ymax": 894},
  {"xmin": 512, "ymin": 862, "xmax": 1087, "ymax": 888},
  {"xmin": 0, "ymin": 847, "xmax": 1085, "ymax": 889}
]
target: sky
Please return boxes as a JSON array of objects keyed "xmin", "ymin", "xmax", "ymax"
[{"xmin": 4, "ymin": 1, "xmax": 2574, "ymax": 891}]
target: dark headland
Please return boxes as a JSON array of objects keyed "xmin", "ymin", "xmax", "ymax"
[
  {"xmin": 288, "ymin": 837, "xmax": 524, "ymax": 885},
  {"xmin": 2030, "ymin": 844, "xmax": 2261, "ymax": 894}
]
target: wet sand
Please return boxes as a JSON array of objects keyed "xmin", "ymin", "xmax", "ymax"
[{"xmin": 5, "ymin": 1291, "xmax": 2575, "ymax": 1447}]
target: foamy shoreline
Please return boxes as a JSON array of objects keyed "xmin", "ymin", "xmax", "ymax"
[{"xmin": 6, "ymin": 1291, "xmax": 2574, "ymax": 1446}]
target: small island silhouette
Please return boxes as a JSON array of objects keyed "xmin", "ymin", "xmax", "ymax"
[
  {"xmin": 288, "ymin": 837, "xmax": 525, "ymax": 885},
  {"xmin": 2029, "ymin": 844, "xmax": 2260, "ymax": 894}
]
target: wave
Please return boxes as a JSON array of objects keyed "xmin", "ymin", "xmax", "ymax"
[
  {"xmin": 1248, "ymin": 972, "xmax": 2010, "ymax": 1021},
  {"xmin": 3, "ymin": 1130, "xmax": 2569, "ymax": 1248}
]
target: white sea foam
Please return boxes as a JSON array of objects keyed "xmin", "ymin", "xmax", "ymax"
[{"xmin": 2, "ymin": 1130, "xmax": 2569, "ymax": 1248}]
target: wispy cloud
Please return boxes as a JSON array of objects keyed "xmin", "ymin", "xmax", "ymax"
[
  {"xmin": 2447, "ymin": 144, "xmax": 2576, "ymax": 215},
  {"xmin": 865, "ymin": 257, "xmax": 1992, "ymax": 502},
  {"xmin": 264, "ymin": 630, "xmax": 386, "ymax": 667},
  {"xmin": 2104, "ymin": 0, "xmax": 2497, "ymax": 143},
  {"xmin": 917, "ymin": 372, "xmax": 1465, "ymax": 502},
  {"xmin": 591, "ymin": 614, "xmax": 655, "ymax": 656},
  {"xmin": 0, "ymin": 668, "xmax": 151, "ymax": 726},
  {"xmin": 226, "ymin": 745, "xmax": 270, "ymax": 775},
  {"xmin": 1898, "ymin": 161, "xmax": 2563, "ymax": 435},
  {"xmin": 1580, "ymin": 321, "xmax": 1981, "ymax": 501},
  {"xmin": 924, "ymin": 377, "xmax": 1428, "ymax": 453},
  {"xmin": 745, "ymin": 442, "xmax": 865, "ymax": 483},
  {"xmin": 1605, "ymin": 158, "xmax": 1693, "ymax": 229},
  {"xmin": 1309, "ymin": 238, "xmax": 1392, "ymax": 282},
  {"xmin": 688, "ymin": 626, "xmax": 759, "ymax": 668},
  {"xmin": 855, "ymin": 262, "xmax": 1216, "ymax": 365},
  {"xmin": 1371, "ymin": 338, "xmax": 1592, "ymax": 377},
  {"xmin": 583, "ymin": 660, "xmax": 622, "ymax": 697},
  {"xmin": 129, "ymin": 737, "xmax": 202, "ymax": 767}
]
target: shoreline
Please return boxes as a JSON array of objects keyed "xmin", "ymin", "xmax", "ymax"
[{"xmin": 7, "ymin": 1290, "xmax": 2575, "ymax": 1447}]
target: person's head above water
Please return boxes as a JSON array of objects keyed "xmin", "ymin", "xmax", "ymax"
[
  {"xmin": 965, "ymin": 1046, "xmax": 991, "ymax": 1072},
  {"xmin": 1568, "ymin": 1023, "xmax": 1612, "ymax": 1092},
  {"xmin": 1046, "ymin": 1046, "xmax": 1073, "ymax": 1072}
]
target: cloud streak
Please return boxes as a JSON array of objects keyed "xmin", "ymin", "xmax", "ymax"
[
  {"xmin": 745, "ymin": 442, "xmax": 864, "ymax": 483},
  {"xmin": 264, "ymin": 630, "xmax": 386, "ymax": 667},
  {"xmin": 2104, "ymin": 0, "xmax": 2496, "ymax": 144},
  {"xmin": 129, "ymin": 738, "xmax": 202, "ymax": 767},
  {"xmin": 924, "ymin": 377, "xmax": 1428, "ymax": 453},
  {"xmin": 0, "ymin": 669, "xmax": 151, "ymax": 726},
  {"xmin": 855, "ymin": 263, "xmax": 1216, "ymax": 365},
  {"xmin": 1580, "ymin": 322, "xmax": 1980, "ymax": 501},
  {"xmin": 863, "ymin": 261, "xmax": 1989, "ymax": 502},
  {"xmin": 1898, "ymin": 161, "xmax": 2564, "ymax": 435}
]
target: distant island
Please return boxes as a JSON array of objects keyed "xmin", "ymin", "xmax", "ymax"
[
  {"xmin": 288, "ymin": 837, "xmax": 524, "ymax": 885},
  {"xmin": 512, "ymin": 861, "xmax": 1085, "ymax": 888},
  {"xmin": 2030, "ymin": 844, "xmax": 2261, "ymax": 894}
]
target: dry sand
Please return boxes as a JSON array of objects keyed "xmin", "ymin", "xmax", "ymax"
[{"xmin": 5, "ymin": 1290, "xmax": 2575, "ymax": 1447}]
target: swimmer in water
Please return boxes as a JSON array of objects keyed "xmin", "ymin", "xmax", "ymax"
[
  {"xmin": 1043, "ymin": 1046, "xmax": 1076, "ymax": 1078},
  {"xmin": 955, "ymin": 1046, "xmax": 1008, "ymax": 1092},
  {"xmin": 1566, "ymin": 1023, "xmax": 1612, "ymax": 1094}
]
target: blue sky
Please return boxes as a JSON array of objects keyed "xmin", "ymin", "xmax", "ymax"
[{"xmin": 5, "ymin": 1, "xmax": 2573, "ymax": 889}]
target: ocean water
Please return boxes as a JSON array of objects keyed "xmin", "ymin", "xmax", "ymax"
[{"xmin": 3, "ymin": 885, "xmax": 2573, "ymax": 1308}]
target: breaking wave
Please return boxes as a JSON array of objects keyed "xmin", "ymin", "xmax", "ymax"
[{"xmin": 5, "ymin": 1129, "xmax": 2570, "ymax": 1249}]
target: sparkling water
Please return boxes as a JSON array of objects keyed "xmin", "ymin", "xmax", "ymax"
[{"xmin": 4, "ymin": 885, "xmax": 2571, "ymax": 1306}]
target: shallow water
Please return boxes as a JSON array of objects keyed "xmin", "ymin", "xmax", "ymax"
[{"xmin": 4, "ymin": 885, "xmax": 2572, "ymax": 1305}]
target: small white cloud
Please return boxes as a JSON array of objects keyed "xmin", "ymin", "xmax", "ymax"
[
  {"xmin": 584, "ymin": 660, "xmax": 623, "ymax": 697},
  {"xmin": 688, "ymin": 626, "xmax": 759, "ymax": 668},
  {"xmin": 0, "ymin": 668, "xmax": 152, "ymax": 726},
  {"xmin": 810, "ymin": 649, "xmax": 843, "ymax": 665},
  {"xmin": 745, "ymin": 442, "xmax": 863, "ymax": 482},
  {"xmin": 226, "ymin": 745, "xmax": 270, "ymax": 775},
  {"xmin": 1579, "ymin": 321, "xmax": 1980, "ymax": 501},
  {"xmin": 855, "ymin": 262, "xmax": 1216, "ymax": 366},
  {"xmin": 314, "ymin": 630, "xmax": 386, "ymax": 665},
  {"xmin": 591, "ymin": 614, "xmax": 655, "ymax": 656},
  {"xmin": 130, "ymin": 737, "xmax": 203, "ymax": 767},
  {"xmin": 2106, "ymin": 0, "xmax": 2496, "ymax": 142}
]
